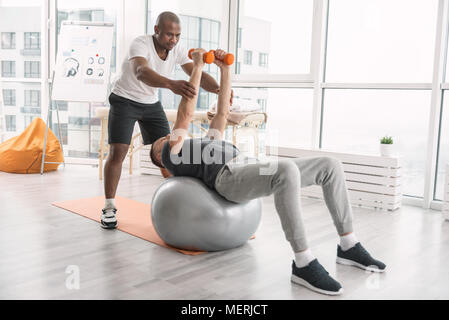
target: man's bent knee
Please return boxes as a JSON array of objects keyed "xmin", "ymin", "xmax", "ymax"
[
  {"xmin": 108, "ymin": 143, "xmax": 129, "ymax": 163},
  {"xmin": 274, "ymin": 160, "xmax": 301, "ymax": 187}
]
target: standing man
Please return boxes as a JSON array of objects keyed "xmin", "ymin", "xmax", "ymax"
[{"xmin": 101, "ymin": 12, "xmax": 222, "ymax": 229}]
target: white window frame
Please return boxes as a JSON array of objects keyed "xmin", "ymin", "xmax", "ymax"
[
  {"xmin": 228, "ymin": 0, "xmax": 317, "ymax": 84},
  {"xmin": 6, "ymin": 0, "xmax": 447, "ymax": 210}
]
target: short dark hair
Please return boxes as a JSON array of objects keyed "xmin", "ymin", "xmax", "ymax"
[
  {"xmin": 156, "ymin": 11, "xmax": 180, "ymax": 28},
  {"xmin": 150, "ymin": 143, "xmax": 164, "ymax": 169}
]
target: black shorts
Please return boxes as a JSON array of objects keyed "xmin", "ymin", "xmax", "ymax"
[{"xmin": 108, "ymin": 93, "xmax": 170, "ymax": 145}]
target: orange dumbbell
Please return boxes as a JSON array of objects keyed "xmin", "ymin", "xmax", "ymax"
[
  {"xmin": 188, "ymin": 48, "xmax": 215, "ymax": 64},
  {"xmin": 209, "ymin": 50, "xmax": 235, "ymax": 65}
]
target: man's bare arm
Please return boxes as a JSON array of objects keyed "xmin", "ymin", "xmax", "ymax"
[
  {"xmin": 207, "ymin": 51, "xmax": 232, "ymax": 140},
  {"xmin": 130, "ymin": 57, "xmax": 196, "ymax": 99},
  {"xmin": 169, "ymin": 50, "xmax": 206, "ymax": 154},
  {"xmin": 181, "ymin": 62, "xmax": 219, "ymax": 93}
]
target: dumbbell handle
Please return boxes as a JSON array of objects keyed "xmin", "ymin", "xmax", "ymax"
[
  {"xmin": 209, "ymin": 50, "xmax": 235, "ymax": 66},
  {"xmin": 188, "ymin": 49, "xmax": 235, "ymax": 65},
  {"xmin": 188, "ymin": 49, "xmax": 214, "ymax": 64}
]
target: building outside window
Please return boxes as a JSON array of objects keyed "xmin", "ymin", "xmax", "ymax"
[
  {"xmin": 244, "ymin": 50, "xmax": 252, "ymax": 65},
  {"xmin": 55, "ymin": 101, "xmax": 68, "ymax": 111},
  {"xmin": 24, "ymin": 61, "xmax": 40, "ymax": 78},
  {"xmin": 257, "ymin": 98, "xmax": 267, "ymax": 110},
  {"xmin": 24, "ymin": 90, "xmax": 40, "ymax": 106},
  {"xmin": 2, "ymin": 89, "xmax": 16, "ymax": 106},
  {"xmin": 23, "ymin": 90, "xmax": 41, "ymax": 114},
  {"xmin": 51, "ymin": 122, "xmax": 68, "ymax": 145},
  {"xmin": 24, "ymin": 32, "xmax": 40, "ymax": 49},
  {"xmin": 23, "ymin": 115, "xmax": 36, "ymax": 128},
  {"xmin": 5, "ymin": 115, "xmax": 16, "ymax": 132},
  {"xmin": 1, "ymin": 61, "xmax": 15, "ymax": 77},
  {"xmin": 1, "ymin": 32, "xmax": 15, "ymax": 49},
  {"xmin": 259, "ymin": 53, "xmax": 268, "ymax": 68}
]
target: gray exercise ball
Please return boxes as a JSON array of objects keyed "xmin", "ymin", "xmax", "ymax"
[{"xmin": 151, "ymin": 176, "xmax": 262, "ymax": 252}]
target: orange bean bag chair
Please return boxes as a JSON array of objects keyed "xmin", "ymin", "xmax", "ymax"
[{"xmin": 0, "ymin": 117, "xmax": 64, "ymax": 174}]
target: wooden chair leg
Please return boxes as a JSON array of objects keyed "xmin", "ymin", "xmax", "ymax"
[{"xmin": 253, "ymin": 128, "xmax": 259, "ymax": 158}]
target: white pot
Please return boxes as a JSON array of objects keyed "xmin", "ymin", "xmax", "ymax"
[{"xmin": 380, "ymin": 143, "xmax": 394, "ymax": 157}]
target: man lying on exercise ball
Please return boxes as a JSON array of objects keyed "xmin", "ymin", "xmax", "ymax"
[{"xmin": 149, "ymin": 48, "xmax": 386, "ymax": 296}]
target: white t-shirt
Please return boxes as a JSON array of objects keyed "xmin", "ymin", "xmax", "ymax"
[{"xmin": 112, "ymin": 35, "xmax": 191, "ymax": 104}]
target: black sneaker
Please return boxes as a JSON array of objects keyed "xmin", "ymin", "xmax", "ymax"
[
  {"xmin": 291, "ymin": 259, "xmax": 343, "ymax": 296},
  {"xmin": 337, "ymin": 243, "xmax": 386, "ymax": 273},
  {"xmin": 101, "ymin": 208, "xmax": 117, "ymax": 229}
]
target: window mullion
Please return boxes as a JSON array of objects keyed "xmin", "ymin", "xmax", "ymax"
[{"xmin": 423, "ymin": 0, "xmax": 449, "ymax": 208}]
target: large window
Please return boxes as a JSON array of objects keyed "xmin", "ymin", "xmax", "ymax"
[
  {"xmin": 234, "ymin": 87, "xmax": 314, "ymax": 151},
  {"xmin": 24, "ymin": 61, "xmax": 40, "ymax": 78},
  {"xmin": 322, "ymin": 89, "xmax": 431, "ymax": 198},
  {"xmin": 326, "ymin": 0, "xmax": 438, "ymax": 82},
  {"xmin": 1, "ymin": 61, "xmax": 15, "ymax": 77},
  {"xmin": 56, "ymin": 0, "xmax": 120, "ymax": 158},
  {"xmin": 0, "ymin": 1, "xmax": 43, "ymax": 136},
  {"xmin": 147, "ymin": 0, "xmax": 227, "ymax": 111},
  {"xmin": 1, "ymin": 0, "xmax": 448, "ymax": 207},
  {"xmin": 236, "ymin": 0, "xmax": 313, "ymax": 75},
  {"xmin": 1, "ymin": 32, "xmax": 15, "ymax": 49}
]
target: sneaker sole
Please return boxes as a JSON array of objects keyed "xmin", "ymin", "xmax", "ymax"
[
  {"xmin": 100, "ymin": 221, "xmax": 117, "ymax": 229},
  {"xmin": 336, "ymin": 257, "xmax": 386, "ymax": 273},
  {"xmin": 291, "ymin": 274, "xmax": 344, "ymax": 296}
]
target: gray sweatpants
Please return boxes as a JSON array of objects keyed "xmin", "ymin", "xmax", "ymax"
[{"xmin": 214, "ymin": 156, "xmax": 354, "ymax": 252}]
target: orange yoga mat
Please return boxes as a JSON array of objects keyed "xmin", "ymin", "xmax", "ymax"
[{"xmin": 52, "ymin": 196, "xmax": 204, "ymax": 255}]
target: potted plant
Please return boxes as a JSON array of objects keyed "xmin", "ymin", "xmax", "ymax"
[{"xmin": 380, "ymin": 135, "xmax": 394, "ymax": 157}]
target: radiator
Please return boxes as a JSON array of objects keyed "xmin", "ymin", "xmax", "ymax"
[
  {"xmin": 266, "ymin": 147, "xmax": 402, "ymax": 212},
  {"xmin": 444, "ymin": 163, "xmax": 449, "ymax": 220}
]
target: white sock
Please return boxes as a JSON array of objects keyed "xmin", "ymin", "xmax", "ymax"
[
  {"xmin": 340, "ymin": 233, "xmax": 358, "ymax": 251},
  {"xmin": 104, "ymin": 198, "xmax": 116, "ymax": 210},
  {"xmin": 294, "ymin": 248, "xmax": 315, "ymax": 268}
]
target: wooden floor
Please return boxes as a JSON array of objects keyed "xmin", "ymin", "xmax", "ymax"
[{"xmin": 0, "ymin": 165, "xmax": 448, "ymax": 300}]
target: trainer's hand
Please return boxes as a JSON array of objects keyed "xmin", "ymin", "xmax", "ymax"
[
  {"xmin": 212, "ymin": 49, "xmax": 230, "ymax": 69},
  {"xmin": 169, "ymin": 80, "xmax": 196, "ymax": 99}
]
